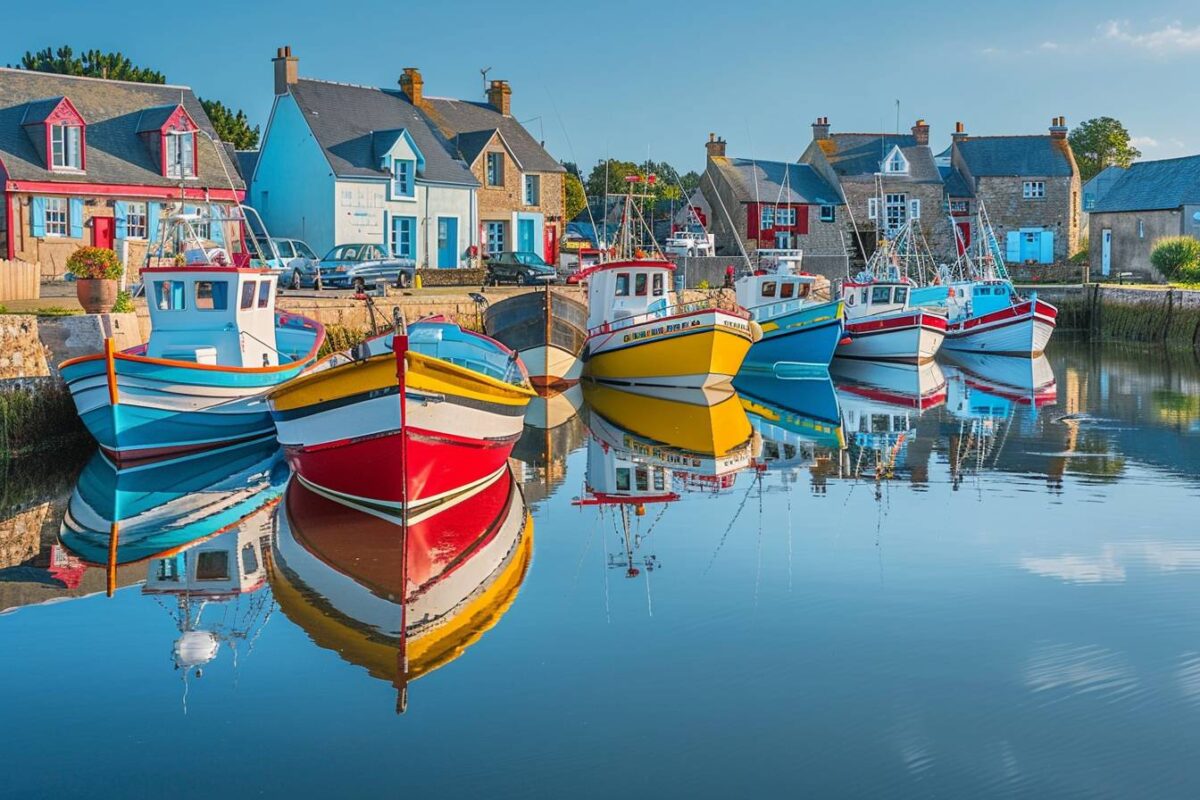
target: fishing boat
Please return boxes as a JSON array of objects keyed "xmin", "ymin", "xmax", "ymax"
[
  {"xmin": 734, "ymin": 250, "xmax": 845, "ymax": 371},
  {"xmin": 59, "ymin": 207, "xmax": 325, "ymax": 463},
  {"xmin": 910, "ymin": 202, "xmax": 1057, "ymax": 356},
  {"xmin": 270, "ymin": 465, "xmax": 532, "ymax": 710},
  {"xmin": 830, "ymin": 359, "xmax": 948, "ymax": 413},
  {"xmin": 267, "ymin": 318, "xmax": 535, "ymax": 519},
  {"xmin": 483, "ymin": 286, "xmax": 588, "ymax": 389},
  {"xmin": 836, "ymin": 221, "xmax": 946, "ymax": 364}
]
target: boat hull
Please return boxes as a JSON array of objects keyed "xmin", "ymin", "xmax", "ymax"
[
  {"xmin": 484, "ymin": 291, "xmax": 587, "ymax": 388},
  {"xmin": 746, "ymin": 300, "xmax": 844, "ymax": 369},
  {"xmin": 583, "ymin": 308, "xmax": 754, "ymax": 388},
  {"xmin": 838, "ymin": 309, "xmax": 946, "ymax": 363},
  {"xmin": 943, "ymin": 299, "xmax": 1057, "ymax": 356},
  {"xmin": 519, "ymin": 344, "xmax": 584, "ymax": 389}
]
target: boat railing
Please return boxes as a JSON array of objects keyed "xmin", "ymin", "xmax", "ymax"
[{"xmin": 588, "ymin": 297, "xmax": 730, "ymax": 336}]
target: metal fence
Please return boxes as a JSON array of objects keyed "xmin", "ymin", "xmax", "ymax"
[{"xmin": 674, "ymin": 253, "xmax": 851, "ymax": 289}]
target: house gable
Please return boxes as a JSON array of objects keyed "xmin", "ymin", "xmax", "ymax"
[{"xmin": 881, "ymin": 145, "xmax": 909, "ymax": 175}]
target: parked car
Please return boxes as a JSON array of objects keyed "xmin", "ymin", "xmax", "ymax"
[
  {"xmin": 485, "ymin": 251, "xmax": 557, "ymax": 285},
  {"xmin": 316, "ymin": 244, "xmax": 417, "ymax": 291},
  {"xmin": 664, "ymin": 228, "xmax": 715, "ymax": 257},
  {"xmin": 258, "ymin": 238, "xmax": 321, "ymax": 288}
]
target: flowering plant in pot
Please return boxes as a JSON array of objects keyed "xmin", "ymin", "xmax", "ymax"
[{"xmin": 67, "ymin": 246, "xmax": 124, "ymax": 314}]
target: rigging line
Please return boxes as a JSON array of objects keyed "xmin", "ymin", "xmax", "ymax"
[
  {"xmin": 600, "ymin": 506, "xmax": 611, "ymax": 624},
  {"xmin": 702, "ymin": 475, "xmax": 758, "ymax": 576},
  {"xmin": 753, "ymin": 473, "xmax": 764, "ymax": 611},
  {"xmin": 572, "ymin": 511, "xmax": 601, "ymax": 591},
  {"xmin": 703, "ymin": 169, "xmax": 753, "ymax": 270}
]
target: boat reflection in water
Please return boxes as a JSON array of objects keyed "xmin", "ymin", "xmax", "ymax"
[
  {"xmin": 512, "ymin": 383, "xmax": 586, "ymax": 505},
  {"xmin": 733, "ymin": 373, "xmax": 845, "ymax": 491},
  {"xmin": 270, "ymin": 464, "xmax": 532, "ymax": 712}
]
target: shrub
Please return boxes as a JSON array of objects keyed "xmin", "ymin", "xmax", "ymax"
[
  {"xmin": 1070, "ymin": 234, "xmax": 1089, "ymax": 265},
  {"xmin": 66, "ymin": 246, "xmax": 123, "ymax": 280},
  {"xmin": 112, "ymin": 290, "xmax": 135, "ymax": 313},
  {"xmin": 1150, "ymin": 237, "xmax": 1200, "ymax": 282},
  {"xmin": 697, "ymin": 279, "xmax": 710, "ymax": 290}
]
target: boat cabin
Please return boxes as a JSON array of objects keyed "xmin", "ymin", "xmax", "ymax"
[
  {"xmin": 144, "ymin": 526, "xmax": 270, "ymax": 600},
  {"xmin": 584, "ymin": 260, "xmax": 675, "ymax": 331},
  {"xmin": 842, "ymin": 280, "xmax": 912, "ymax": 320},
  {"xmin": 578, "ymin": 438, "xmax": 678, "ymax": 508},
  {"xmin": 946, "ymin": 279, "xmax": 1015, "ymax": 320},
  {"xmin": 735, "ymin": 272, "xmax": 818, "ymax": 311}
]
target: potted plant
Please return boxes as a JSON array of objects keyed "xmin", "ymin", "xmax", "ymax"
[{"xmin": 66, "ymin": 246, "xmax": 124, "ymax": 314}]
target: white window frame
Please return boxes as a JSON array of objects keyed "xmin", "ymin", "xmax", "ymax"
[
  {"xmin": 166, "ymin": 132, "xmax": 196, "ymax": 179},
  {"xmin": 44, "ymin": 197, "xmax": 68, "ymax": 237},
  {"xmin": 867, "ymin": 197, "xmax": 878, "ymax": 220},
  {"xmin": 819, "ymin": 204, "xmax": 835, "ymax": 222},
  {"xmin": 127, "ymin": 202, "xmax": 148, "ymax": 239},
  {"xmin": 50, "ymin": 124, "xmax": 82, "ymax": 170},
  {"xmin": 909, "ymin": 198, "xmax": 921, "ymax": 220},
  {"xmin": 761, "ymin": 206, "xmax": 774, "ymax": 230},
  {"xmin": 523, "ymin": 174, "xmax": 540, "ymax": 206},
  {"xmin": 775, "ymin": 207, "xmax": 796, "ymax": 226},
  {"xmin": 1023, "ymin": 180, "xmax": 1046, "ymax": 200},
  {"xmin": 882, "ymin": 146, "xmax": 909, "ymax": 174},
  {"xmin": 885, "ymin": 193, "xmax": 907, "ymax": 231}
]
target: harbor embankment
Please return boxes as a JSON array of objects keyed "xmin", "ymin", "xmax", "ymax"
[{"xmin": 1023, "ymin": 284, "xmax": 1200, "ymax": 350}]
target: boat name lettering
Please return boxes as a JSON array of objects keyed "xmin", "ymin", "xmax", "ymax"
[{"xmin": 622, "ymin": 318, "xmax": 702, "ymax": 343}]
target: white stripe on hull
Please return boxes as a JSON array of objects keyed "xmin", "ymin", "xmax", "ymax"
[
  {"xmin": 70, "ymin": 374, "xmax": 269, "ymax": 417},
  {"xmin": 519, "ymin": 344, "xmax": 583, "ymax": 383},
  {"xmin": 838, "ymin": 325, "xmax": 944, "ymax": 363},
  {"xmin": 944, "ymin": 316, "xmax": 1055, "ymax": 356},
  {"xmin": 585, "ymin": 309, "xmax": 750, "ymax": 359},
  {"xmin": 590, "ymin": 372, "xmax": 736, "ymax": 390}
]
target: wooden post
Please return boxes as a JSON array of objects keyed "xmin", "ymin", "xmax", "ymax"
[
  {"xmin": 104, "ymin": 338, "xmax": 119, "ymax": 406},
  {"xmin": 106, "ymin": 521, "xmax": 119, "ymax": 597}
]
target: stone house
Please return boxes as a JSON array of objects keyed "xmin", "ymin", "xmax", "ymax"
[
  {"xmin": 0, "ymin": 68, "xmax": 243, "ymax": 279},
  {"xmin": 700, "ymin": 134, "xmax": 845, "ymax": 275},
  {"xmin": 1087, "ymin": 154, "xmax": 1200, "ymax": 280},
  {"xmin": 799, "ymin": 117, "xmax": 951, "ymax": 261},
  {"xmin": 942, "ymin": 117, "xmax": 1080, "ymax": 264},
  {"xmin": 410, "ymin": 70, "xmax": 567, "ymax": 264},
  {"xmin": 1081, "ymin": 164, "xmax": 1125, "ymax": 234},
  {"xmin": 250, "ymin": 48, "xmax": 478, "ymax": 267}
]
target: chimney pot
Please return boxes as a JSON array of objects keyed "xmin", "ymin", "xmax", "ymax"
[
  {"xmin": 399, "ymin": 67, "xmax": 424, "ymax": 106},
  {"xmin": 705, "ymin": 134, "xmax": 726, "ymax": 159},
  {"xmin": 1050, "ymin": 115, "xmax": 1068, "ymax": 139},
  {"xmin": 486, "ymin": 79, "xmax": 512, "ymax": 116},
  {"xmin": 812, "ymin": 116, "xmax": 831, "ymax": 141},
  {"xmin": 272, "ymin": 45, "xmax": 298, "ymax": 96}
]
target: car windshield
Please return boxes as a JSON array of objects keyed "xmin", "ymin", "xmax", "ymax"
[
  {"xmin": 325, "ymin": 245, "xmax": 363, "ymax": 261},
  {"xmin": 273, "ymin": 240, "xmax": 295, "ymax": 258},
  {"xmin": 520, "ymin": 252, "xmax": 550, "ymax": 269},
  {"xmin": 296, "ymin": 242, "xmax": 317, "ymax": 259}
]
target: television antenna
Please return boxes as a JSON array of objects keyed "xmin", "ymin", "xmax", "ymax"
[{"xmin": 480, "ymin": 66, "xmax": 492, "ymax": 94}]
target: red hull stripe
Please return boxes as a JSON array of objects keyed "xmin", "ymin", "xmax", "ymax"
[{"xmin": 847, "ymin": 312, "xmax": 947, "ymax": 335}]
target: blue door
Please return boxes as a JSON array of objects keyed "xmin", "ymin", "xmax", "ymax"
[
  {"xmin": 518, "ymin": 218, "xmax": 535, "ymax": 253},
  {"xmin": 1019, "ymin": 230, "xmax": 1041, "ymax": 263},
  {"xmin": 436, "ymin": 217, "xmax": 458, "ymax": 268}
]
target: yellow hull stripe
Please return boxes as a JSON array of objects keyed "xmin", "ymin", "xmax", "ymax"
[
  {"xmin": 584, "ymin": 383, "xmax": 752, "ymax": 456},
  {"xmin": 585, "ymin": 326, "xmax": 751, "ymax": 383}
]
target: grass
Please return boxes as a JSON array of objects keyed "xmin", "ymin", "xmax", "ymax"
[
  {"xmin": 0, "ymin": 304, "xmax": 83, "ymax": 317},
  {"xmin": 0, "ymin": 382, "xmax": 91, "ymax": 460}
]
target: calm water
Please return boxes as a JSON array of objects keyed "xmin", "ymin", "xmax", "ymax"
[{"xmin": 3, "ymin": 340, "xmax": 1200, "ymax": 799}]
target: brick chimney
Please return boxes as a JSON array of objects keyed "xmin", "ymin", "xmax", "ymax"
[
  {"xmin": 812, "ymin": 116, "xmax": 830, "ymax": 141},
  {"xmin": 1050, "ymin": 115, "xmax": 1068, "ymax": 139},
  {"xmin": 272, "ymin": 45, "xmax": 298, "ymax": 96},
  {"xmin": 911, "ymin": 119, "xmax": 930, "ymax": 146},
  {"xmin": 705, "ymin": 132, "xmax": 726, "ymax": 159},
  {"xmin": 399, "ymin": 67, "xmax": 424, "ymax": 106},
  {"xmin": 487, "ymin": 79, "xmax": 511, "ymax": 116},
  {"xmin": 951, "ymin": 121, "xmax": 968, "ymax": 144}
]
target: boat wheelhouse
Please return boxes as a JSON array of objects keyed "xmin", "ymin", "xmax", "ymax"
[
  {"xmin": 734, "ymin": 250, "xmax": 845, "ymax": 371},
  {"xmin": 59, "ymin": 207, "xmax": 324, "ymax": 463},
  {"xmin": 581, "ymin": 259, "xmax": 757, "ymax": 388}
]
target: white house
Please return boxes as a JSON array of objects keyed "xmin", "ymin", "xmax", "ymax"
[{"xmin": 250, "ymin": 47, "xmax": 478, "ymax": 267}]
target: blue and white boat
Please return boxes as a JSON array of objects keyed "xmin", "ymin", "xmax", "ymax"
[
  {"xmin": 735, "ymin": 250, "xmax": 844, "ymax": 373},
  {"xmin": 60, "ymin": 207, "xmax": 325, "ymax": 464}
]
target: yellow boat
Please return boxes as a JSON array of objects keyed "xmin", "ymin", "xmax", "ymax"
[{"xmin": 580, "ymin": 259, "xmax": 758, "ymax": 388}]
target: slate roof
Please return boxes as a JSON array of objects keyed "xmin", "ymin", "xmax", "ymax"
[
  {"xmin": 1089, "ymin": 155, "xmax": 1200, "ymax": 213},
  {"xmin": 422, "ymin": 96, "xmax": 564, "ymax": 173},
  {"xmin": 450, "ymin": 128, "xmax": 499, "ymax": 166},
  {"xmin": 0, "ymin": 68, "xmax": 242, "ymax": 189},
  {"xmin": 941, "ymin": 166, "xmax": 974, "ymax": 198},
  {"xmin": 19, "ymin": 96, "xmax": 65, "ymax": 125},
  {"xmin": 710, "ymin": 157, "xmax": 842, "ymax": 205},
  {"xmin": 288, "ymin": 78, "xmax": 476, "ymax": 185},
  {"xmin": 955, "ymin": 136, "xmax": 1074, "ymax": 177},
  {"xmin": 234, "ymin": 148, "xmax": 258, "ymax": 182},
  {"xmin": 814, "ymin": 134, "xmax": 941, "ymax": 182}
]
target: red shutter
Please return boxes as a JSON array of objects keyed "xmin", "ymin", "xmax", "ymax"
[
  {"xmin": 796, "ymin": 204, "xmax": 809, "ymax": 235},
  {"xmin": 747, "ymin": 202, "xmax": 760, "ymax": 239}
]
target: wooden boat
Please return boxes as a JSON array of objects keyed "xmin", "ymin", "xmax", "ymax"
[
  {"xmin": 483, "ymin": 287, "xmax": 588, "ymax": 389},
  {"xmin": 267, "ymin": 319, "xmax": 535, "ymax": 519},
  {"xmin": 59, "ymin": 207, "xmax": 324, "ymax": 464},
  {"xmin": 734, "ymin": 251, "xmax": 845, "ymax": 370},
  {"xmin": 581, "ymin": 259, "xmax": 758, "ymax": 388}
]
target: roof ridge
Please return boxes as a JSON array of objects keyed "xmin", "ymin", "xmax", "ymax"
[
  {"xmin": 1128, "ymin": 153, "xmax": 1200, "ymax": 167},
  {"xmin": 297, "ymin": 76, "xmax": 392, "ymax": 92},
  {"xmin": 0, "ymin": 66, "xmax": 193, "ymax": 91}
]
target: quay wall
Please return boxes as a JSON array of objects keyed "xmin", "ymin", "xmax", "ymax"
[{"xmin": 1025, "ymin": 284, "xmax": 1200, "ymax": 349}]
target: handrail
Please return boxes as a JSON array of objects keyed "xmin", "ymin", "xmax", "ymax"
[{"xmin": 587, "ymin": 297, "xmax": 733, "ymax": 336}]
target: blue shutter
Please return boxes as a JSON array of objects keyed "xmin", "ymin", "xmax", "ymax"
[
  {"xmin": 1039, "ymin": 231, "xmax": 1054, "ymax": 264},
  {"xmin": 382, "ymin": 209, "xmax": 390, "ymax": 254},
  {"xmin": 69, "ymin": 198, "xmax": 84, "ymax": 239},
  {"xmin": 147, "ymin": 202, "xmax": 162, "ymax": 243},
  {"xmin": 1005, "ymin": 232, "xmax": 1020, "ymax": 262},
  {"xmin": 114, "ymin": 201, "xmax": 128, "ymax": 239},
  {"xmin": 30, "ymin": 197, "xmax": 46, "ymax": 237},
  {"xmin": 208, "ymin": 204, "xmax": 225, "ymax": 246}
]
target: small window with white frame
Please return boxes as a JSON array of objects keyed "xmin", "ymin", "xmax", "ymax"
[
  {"xmin": 523, "ymin": 174, "xmax": 540, "ymax": 205},
  {"xmin": 761, "ymin": 206, "xmax": 774, "ymax": 230},
  {"xmin": 1023, "ymin": 181, "xmax": 1046, "ymax": 199},
  {"xmin": 820, "ymin": 205, "xmax": 835, "ymax": 222},
  {"xmin": 51, "ymin": 124, "xmax": 83, "ymax": 170},
  {"xmin": 949, "ymin": 199, "xmax": 968, "ymax": 214},
  {"xmin": 775, "ymin": 207, "xmax": 796, "ymax": 226},
  {"xmin": 43, "ymin": 197, "xmax": 68, "ymax": 237},
  {"xmin": 127, "ymin": 202, "xmax": 148, "ymax": 239},
  {"xmin": 883, "ymin": 148, "xmax": 909, "ymax": 174},
  {"xmin": 165, "ymin": 132, "xmax": 196, "ymax": 178}
]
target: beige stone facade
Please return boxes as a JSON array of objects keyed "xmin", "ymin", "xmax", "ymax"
[
  {"xmin": 473, "ymin": 135, "xmax": 565, "ymax": 258},
  {"xmin": 970, "ymin": 175, "xmax": 1081, "ymax": 262},
  {"xmin": 1087, "ymin": 207, "xmax": 1197, "ymax": 280}
]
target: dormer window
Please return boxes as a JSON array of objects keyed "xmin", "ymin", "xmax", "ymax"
[
  {"xmin": 166, "ymin": 131, "xmax": 196, "ymax": 178},
  {"xmin": 883, "ymin": 147, "xmax": 909, "ymax": 174},
  {"xmin": 51, "ymin": 124, "xmax": 83, "ymax": 170},
  {"xmin": 392, "ymin": 158, "xmax": 414, "ymax": 197}
]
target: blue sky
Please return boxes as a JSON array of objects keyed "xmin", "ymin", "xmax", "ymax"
[{"xmin": 5, "ymin": 0, "xmax": 1200, "ymax": 173}]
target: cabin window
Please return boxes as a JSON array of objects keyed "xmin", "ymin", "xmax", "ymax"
[
  {"xmin": 156, "ymin": 557, "xmax": 181, "ymax": 582},
  {"xmin": 652, "ymin": 273, "xmax": 664, "ymax": 297},
  {"xmin": 195, "ymin": 551, "xmax": 230, "ymax": 581},
  {"xmin": 615, "ymin": 467, "xmax": 631, "ymax": 491},
  {"xmin": 241, "ymin": 544, "xmax": 259, "ymax": 576},
  {"xmin": 635, "ymin": 273, "xmax": 648, "ymax": 296},
  {"xmin": 195, "ymin": 281, "xmax": 229, "ymax": 310},
  {"xmin": 154, "ymin": 280, "xmax": 186, "ymax": 310},
  {"xmin": 240, "ymin": 281, "xmax": 257, "ymax": 310},
  {"xmin": 871, "ymin": 286, "xmax": 891, "ymax": 304},
  {"xmin": 635, "ymin": 467, "xmax": 650, "ymax": 492},
  {"xmin": 653, "ymin": 469, "xmax": 665, "ymax": 492},
  {"xmin": 762, "ymin": 281, "xmax": 777, "ymax": 298},
  {"xmin": 257, "ymin": 280, "xmax": 271, "ymax": 308},
  {"xmin": 780, "ymin": 282, "xmax": 795, "ymax": 299},
  {"xmin": 894, "ymin": 286, "xmax": 908, "ymax": 304},
  {"xmin": 615, "ymin": 273, "xmax": 630, "ymax": 296},
  {"xmin": 860, "ymin": 289, "xmax": 867, "ymax": 304}
]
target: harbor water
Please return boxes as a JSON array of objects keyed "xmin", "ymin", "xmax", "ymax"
[{"xmin": 2, "ymin": 338, "xmax": 1200, "ymax": 798}]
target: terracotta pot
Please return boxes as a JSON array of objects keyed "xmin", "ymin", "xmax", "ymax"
[{"xmin": 76, "ymin": 278, "xmax": 118, "ymax": 315}]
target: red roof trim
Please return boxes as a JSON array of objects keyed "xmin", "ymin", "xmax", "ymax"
[
  {"xmin": 6, "ymin": 180, "xmax": 242, "ymax": 201},
  {"xmin": 574, "ymin": 258, "xmax": 676, "ymax": 281}
]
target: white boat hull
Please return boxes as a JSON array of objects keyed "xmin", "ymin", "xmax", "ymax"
[
  {"xmin": 838, "ymin": 310, "xmax": 946, "ymax": 364},
  {"xmin": 943, "ymin": 299, "xmax": 1057, "ymax": 356},
  {"xmin": 519, "ymin": 344, "xmax": 583, "ymax": 387}
]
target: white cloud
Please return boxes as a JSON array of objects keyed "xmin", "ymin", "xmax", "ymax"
[
  {"xmin": 1021, "ymin": 553, "xmax": 1125, "ymax": 584},
  {"xmin": 1040, "ymin": 41, "xmax": 1059, "ymax": 50},
  {"xmin": 1100, "ymin": 19, "xmax": 1200, "ymax": 52},
  {"xmin": 1130, "ymin": 135, "xmax": 1159, "ymax": 149}
]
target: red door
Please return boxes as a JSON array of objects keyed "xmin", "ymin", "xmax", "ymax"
[
  {"xmin": 543, "ymin": 223, "xmax": 559, "ymax": 266},
  {"xmin": 93, "ymin": 216, "xmax": 115, "ymax": 250},
  {"xmin": 955, "ymin": 222, "xmax": 971, "ymax": 256}
]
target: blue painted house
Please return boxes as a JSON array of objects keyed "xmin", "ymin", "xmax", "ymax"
[{"xmin": 250, "ymin": 47, "xmax": 478, "ymax": 267}]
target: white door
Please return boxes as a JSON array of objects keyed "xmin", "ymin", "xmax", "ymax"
[{"xmin": 1101, "ymin": 228, "xmax": 1112, "ymax": 276}]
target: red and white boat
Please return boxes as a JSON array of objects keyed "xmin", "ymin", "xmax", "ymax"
[{"xmin": 267, "ymin": 319, "xmax": 535, "ymax": 519}]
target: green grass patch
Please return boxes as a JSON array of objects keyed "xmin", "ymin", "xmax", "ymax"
[{"xmin": 1, "ymin": 383, "xmax": 91, "ymax": 460}]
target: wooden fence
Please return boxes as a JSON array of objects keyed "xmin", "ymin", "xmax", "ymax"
[{"xmin": 0, "ymin": 260, "xmax": 40, "ymax": 302}]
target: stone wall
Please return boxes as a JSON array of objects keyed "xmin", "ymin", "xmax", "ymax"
[
  {"xmin": 1087, "ymin": 209, "xmax": 1184, "ymax": 281},
  {"xmin": 0, "ymin": 316, "xmax": 50, "ymax": 382},
  {"xmin": 473, "ymin": 139, "xmax": 565, "ymax": 256},
  {"xmin": 1026, "ymin": 284, "xmax": 1200, "ymax": 348},
  {"xmin": 416, "ymin": 267, "xmax": 487, "ymax": 287},
  {"xmin": 838, "ymin": 181, "xmax": 953, "ymax": 262},
  {"xmin": 974, "ymin": 174, "xmax": 1080, "ymax": 262}
]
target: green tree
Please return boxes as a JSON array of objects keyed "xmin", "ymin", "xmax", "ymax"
[
  {"xmin": 585, "ymin": 158, "xmax": 641, "ymax": 197},
  {"xmin": 1069, "ymin": 117, "xmax": 1141, "ymax": 182},
  {"xmin": 564, "ymin": 172, "xmax": 587, "ymax": 221},
  {"xmin": 200, "ymin": 99, "xmax": 260, "ymax": 149},
  {"xmin": 15, "ymin": 45, "xmax": 166, "ymax": 83},
  {"xmin": 679, "ymin": 171, "xmax": 702, "ymax": 194}
]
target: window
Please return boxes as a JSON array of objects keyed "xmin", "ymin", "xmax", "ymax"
[
  {"xmin": 194, "ymin": 206, "xmax": 210, "ymax": 240},
  {"xmin": 615, "ymin": 467, "xmax": 631, "ymax": 492},
  {"xmin": 392, "ymin": 158, "xmax": 414, "ymax": 197},
  {"xmin": 127, "ymin": 202, "xmax": 148, "ymax": 239},
  {"xmin": 949, "ymin": 200, "xmax": 968, "ymax": 214},
  {"xmin": 652, "ymin": 273, "xmax": 664, "ymax": 297},
  {"xmin": 780, "ymin": 281, "xmax": 795, "ymax": 299},
  {"xmin": 762, "ymin": 281, "xmax": 777, "ymax": 298},
  {"xmin": 50, "ymin": 124, "xmax": 82, "ymax": 170},
  {"xmin": 1023, "ymin": 181, "xmax": 1046, "ymax": 199},
  {"xmin": 653, "ymin": 469, "xmax": 665, "ymax": 492},
  {"xmin": 909, "ymin": 199, "xmax": 921, "ymax": 220},
  {"xmin": 274, "ymin": 240, "xmax": 296, "ymax": 258},
  {"xmin": 43, "ymin": 197, "xmax": 68, "ymax": 237},
  {"xmin": 195, "ymin": 551, "xmax": 230, "ymax": 581},
  {"xmin": 775, "ymin": 207, "xmax": 796, "ymax": 226},
  {"xmin": 819, "ymin": 205, "xmax": 835, "ymax": 222},
  {"xmin": 195, "ymin": 281, "xmax": 229, "ymax": 310},
  {"xmin": 257, "ymin": 280, "xmax": 271, "ymax": 308},
  {"xmin": 894, "ymin": 286, "xmax": 908, "ymax": 304},
  {"xmin": 761, "ymin": 206, "xmax": 774, "ymax": 230},
  {"xmin": 392, "ymin": 216, "xmax": 416, "ymax": 258},
  {"xmin": 885, "ymin": 194, "xmax": 907, "ymax": 231},
  {"xmin": 486, "ymin": 152, "xmax": 504, "ymax": 186},
  {"xmin": 635, "ymin": 467, "xmax": 649, "ymax": 493},
  {"xmin": 867, "ymin": 198, "xmax": 878, "ymax": 220},
  {"xmin": 165, "ymin": 132, "xmax": 196, "ymax": 178},
  {"xmin": 615, "ymin": 273, "xmax": 630, "ymax": 296},
  {"xmin": 156, "ymin": 557, "xmax": 181, "ymax": 582},
  {"xmin": 871, "ymin": 286, "xmax": 891, "ymax": 304},
  {"xmin": 485, "ymin": 221, "xmax": 505, "ymax": 254},
  {"xmin": 296, "ymin": 242, "xmax": 317, "ymax": 259},
  {"xmin": 635, "ymin": 273, "xmax": 648, "ymax": 296},
  {"xmin": 242, "ymin": 544, "xmax": 259, "ymax": 576},
  {"xmin": 774, "ymin": 231, "xmax": 792, "ymax": 249},
  {"xmin": 524, "ymin": 174, "xmax": 540, "ymax": 205},
  {"xmin": 1138, "ymin": 219, "xmax": 1145, "ymax": 239},
  {"xmin": 884, "ymin": 149, "xmax": 908, "ymax": 174},
  {"xmin": 154, "ymin": 281, "xmax": 185, "ymax": 310}
]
